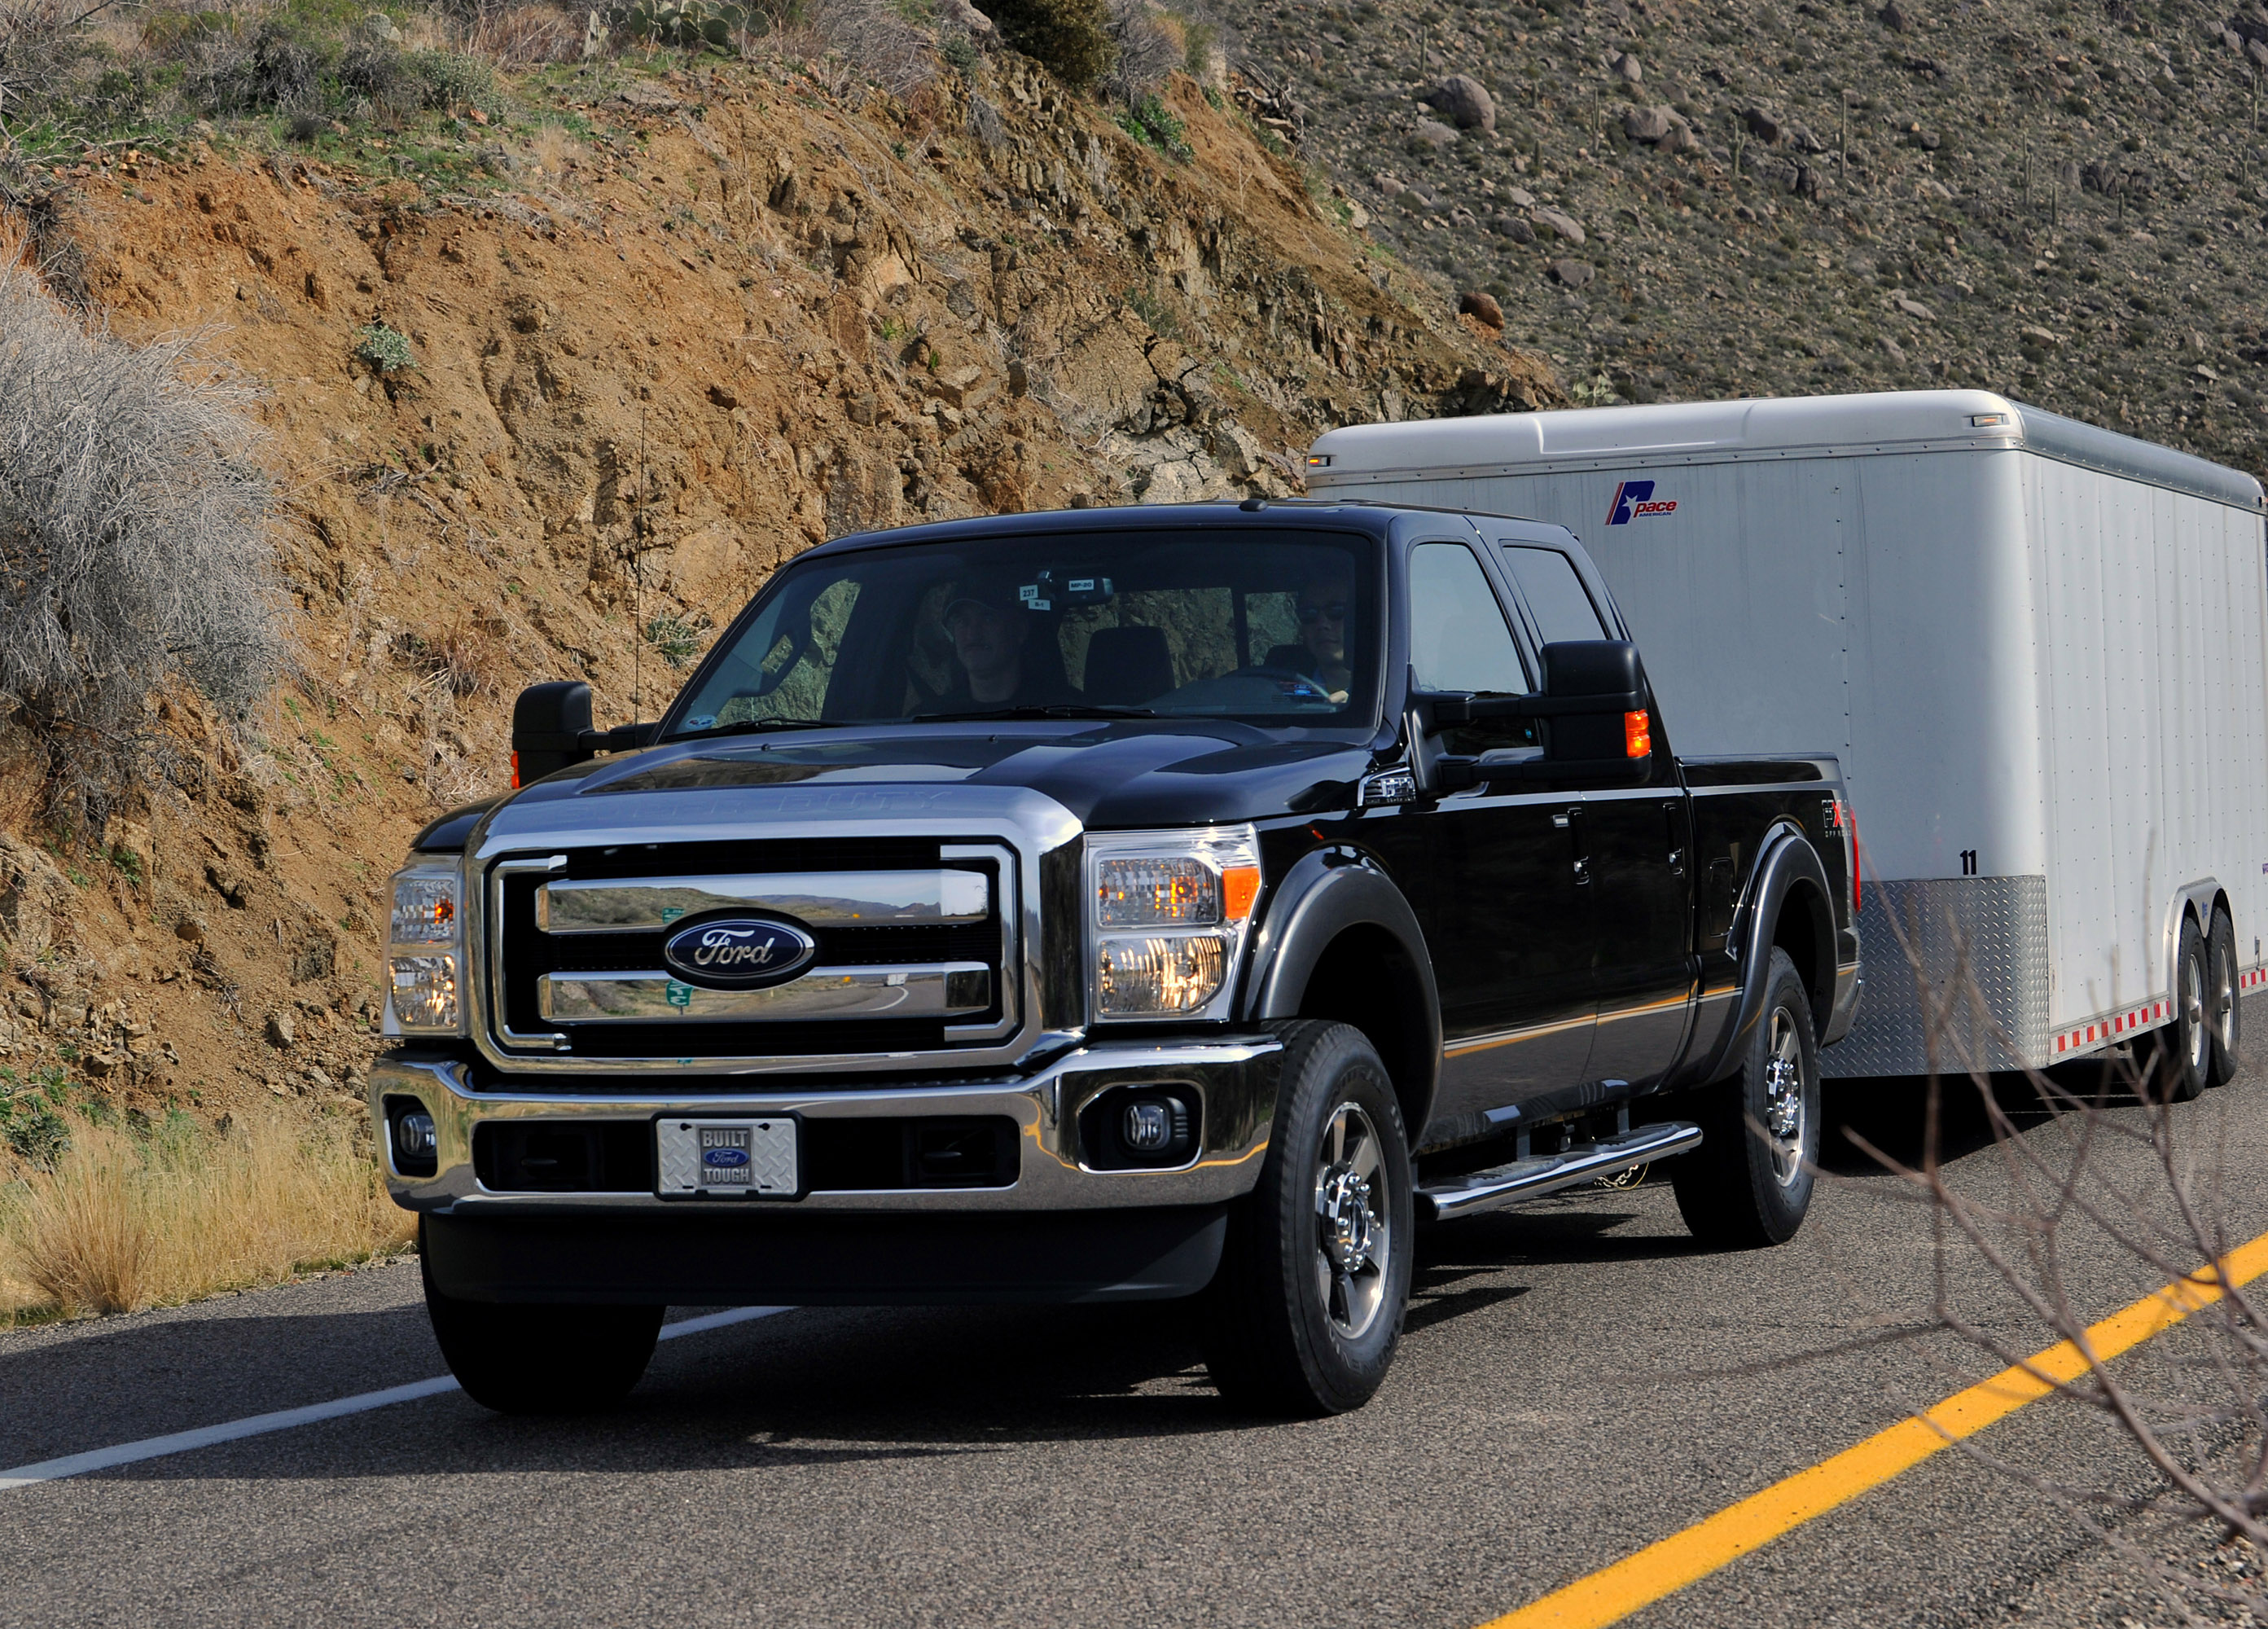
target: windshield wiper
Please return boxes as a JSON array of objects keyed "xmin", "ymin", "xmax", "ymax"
[
  {"xmin": 910, "ymin": 704, "xmax": 1157, "ymax": 722},
  {"xmin": 663, "ymin": 718, "xmax": 838, "ymax": 741}
]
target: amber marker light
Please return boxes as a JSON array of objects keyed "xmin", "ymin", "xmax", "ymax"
[
  {"xmin": 1624, "ymin": 710, "xmax": 1652, "ymax": 758},
  {"xmin": 1222, "ymin": 865, "xmax": 1261, "ymax": 922}
]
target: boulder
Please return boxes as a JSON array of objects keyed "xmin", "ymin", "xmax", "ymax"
[
  {"xmin": 1743, "ymin": 105, "xmax": 1783, "ymax": 144},
  {"xmin": 1423, "ymin": 74, "xmax": 1498, "ymax": 132},
  {"xmin": 1490, "ymin": 213, "xmax": 1538, "ymax": 244},
  {"xmin": 1413, "ymin": 118, "xmax": 1463, "ymax": 148},
  {"xmin": 1459, "ymin": 291, "xmax": 1506, "ymax": 329},
  {"xmin": 1548, "ymin": 259, "xmax": 1596, "ymax": 288},
  {"xmin": 1532, "ymin": 206, "xmax": 1586, "ymax": 245},
  {"xmin": 1623, "ymin": 105, "xmax": 1674, "ymax": 143},
  {"xmin": 1611, "ymin": 51, "xmax": 1643, "ymax": 83}
]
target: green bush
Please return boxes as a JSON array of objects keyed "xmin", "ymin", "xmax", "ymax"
[
  {"xmin": 1116, "ymin": 92, "xmax": 1189, "ymax": 159},
  {"xmin": 353, "ymin": 322, "xmax": 415, "ymax": 375},
  {"xmin": 980, "ymin": 0, "xmax": 1116, "ymax": 90}
]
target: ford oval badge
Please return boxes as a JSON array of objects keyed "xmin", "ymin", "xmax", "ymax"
[
  {"xmin": 703, "ymin": 1146, "xmax": 751, "ymax": 1168},
  {"xmin": 662, "ymin": 917, "xmax": 818, "ymax": 990}
]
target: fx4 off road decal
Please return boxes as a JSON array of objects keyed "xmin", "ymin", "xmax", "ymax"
[{"xmin": 1606, "ymin": 480, "xmax": 1678, "ymax": 525}]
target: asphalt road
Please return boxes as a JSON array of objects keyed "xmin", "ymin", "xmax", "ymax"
[{"xmin": 7, "ymin": 1003, "xmax": 2268, "ymax": 1628}]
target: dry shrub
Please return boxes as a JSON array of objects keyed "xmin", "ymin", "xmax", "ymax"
[
  {"xmin": 0, "ymin": 269, "xmax": 282, "ymax": 830},
  {"xmin": 0, "ymin": 1112, "xmax": 413, "ymax": 1319},
  {"xmin": 400, "ymin": 617, "xmax": 503, "ymax": 699},
  {"xmin": 463, "ymin": 2, "xmax": 582, "ymax": 67},
  {"xmin": 1102, "ymin": 0, "xmax": 1176, "ymax": 99},
  {"xmin": 1846, "ymin": 907, "xmax": 2268, "ymax": 1614},
  {"xmin": 809, "ymin": 0, "xmax": 936, "ymax": 99}
]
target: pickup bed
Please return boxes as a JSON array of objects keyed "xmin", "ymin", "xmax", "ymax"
[{"xmin": 372, "ymin": 500, "xmax": 1861, "ymax": 1416}]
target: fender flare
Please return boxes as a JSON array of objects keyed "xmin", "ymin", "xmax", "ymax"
[
  {"xmin": 1695, "ymin": 824, "xmax": 1836, "ymax": 1087},
  {"xmin": 1241, "ymin": 848, "xmax": 1443, "ymax": 1131}
]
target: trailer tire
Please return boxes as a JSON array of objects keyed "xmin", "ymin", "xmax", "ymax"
[
  {"xmin": 1199, "ymin": 1021, "xmax": 1413, "ymax": 1417},
  {"xmin": 1670, "ymin": 948, "xmax": 1819, "ymax": 1249},
  {"xmin": 2207, "ymin": 908, "xmax": 2242, "ymax": 1087},
  {"xmin": 2156, "ymin": 918, "xmax": 2211, "ymax": 1104},
  {"xmin": 422, "ymin": 1228, "xmax": 663, "ymax": 1414}
]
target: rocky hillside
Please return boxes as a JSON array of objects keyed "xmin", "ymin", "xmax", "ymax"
[
  {"xmin": 1216, "ymin": 0, "xmax": 2268, "ymax": 475},
  {"xmin": 0, "ymin": 33, "xmax": 1562, "ymax": 1163}
]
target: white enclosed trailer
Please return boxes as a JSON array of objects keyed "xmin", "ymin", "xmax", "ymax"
[{"xmin": 1305, "ymin": 390, "xmax": 2268, "ymax": 1078}]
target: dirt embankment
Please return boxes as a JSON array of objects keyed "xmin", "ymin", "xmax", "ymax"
[{"xmin": 0, "ymin": 49, "xmax": 1563, "ymax": 1158}]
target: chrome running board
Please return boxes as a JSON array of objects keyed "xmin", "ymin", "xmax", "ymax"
[{"xmin": 1416, "ymin": 1121, "xmax": 1704, "ymax": 1223}]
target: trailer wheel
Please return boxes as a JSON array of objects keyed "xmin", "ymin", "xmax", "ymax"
[
  {"xmin": 1670, "ymin": 947, "xmax": 1820, "ymax": 1249},
  {"xmin": 422, "ymin": 1227, "xmax": 664, "ymax": 1414},
  {"xmin": 1200, "ymin": 1021, "xmax": 1413, "ymax": 1416},
  {"xmin": 2156, "ymin": 918, "xmax": 2211, "ymax": 1104},
  {"xmin": 2206, "ymin": 908, "xmax": 2242, "ymax": 1087}
]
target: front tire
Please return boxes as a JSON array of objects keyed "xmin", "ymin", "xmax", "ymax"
[
  {"xmin": 422, "ymin": 1227, "xmax": 664, "ymax": 1415},
  {"xmin": 1670, "ymin": 947, "xmax": 1820, "ymax": 1249},
  {"xmin": 2156, "ymin": 917, "xmax": 2211, "ymax": 1103},
  {"xmin": 2206, "ymin": 907, "xmax": 2242, "ymax": 1087},
  {"xmin": 1200, "ymin": 1021, "xmax": 1414, "ymax": 1416}
]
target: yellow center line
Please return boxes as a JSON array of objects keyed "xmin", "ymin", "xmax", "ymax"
[{"xmin": 1481, "ymin": 1231, "xmax": 2268, "ymax": 1629}]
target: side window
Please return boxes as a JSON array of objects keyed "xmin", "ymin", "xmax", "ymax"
[
  {"xmin": 1501, "ymin": 546, "xmax": 1609, "ymax": 645},
  {"xmin": 1407, "ymin": 542, "xmax": 1535, "ymax": 752}
]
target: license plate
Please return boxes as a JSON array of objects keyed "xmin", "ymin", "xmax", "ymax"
[{"xmin": 656, "ymin": 1117, "xmax": 798, "ymax": 1198}]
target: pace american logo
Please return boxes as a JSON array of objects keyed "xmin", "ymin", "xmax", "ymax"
[{"xmin": 1605, "ymin": 480, "xmax": 1678, "ymax": 525}]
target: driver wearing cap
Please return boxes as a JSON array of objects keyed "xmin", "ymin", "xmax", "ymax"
[{"xmin": 939, "ymin": 573, "xmax": 1074, "ymax": 708}]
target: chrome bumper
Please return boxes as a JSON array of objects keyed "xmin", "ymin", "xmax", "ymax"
[{"xmin": 371, "ymin": 1037, "xmax": 1283, "ymax": 1215}]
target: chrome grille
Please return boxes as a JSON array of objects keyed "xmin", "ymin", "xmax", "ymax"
[{"xmin": 487, "ymin": 837, "xmax": 1016, "ymax": 1060}]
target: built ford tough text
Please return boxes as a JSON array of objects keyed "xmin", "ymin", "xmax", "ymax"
[{"xmin": 374, "ymin": 502, "xmax": 1862, "ymax": 1416}]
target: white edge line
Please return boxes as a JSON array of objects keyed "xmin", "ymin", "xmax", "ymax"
[{"xmin": 0, "ymin": 1304, "xmax": 791, "ymax": 1491}]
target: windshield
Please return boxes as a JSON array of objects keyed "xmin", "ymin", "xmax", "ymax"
[{"xmin": 662, "ymin": 529, "xmax": 1380, "ymax": 736}]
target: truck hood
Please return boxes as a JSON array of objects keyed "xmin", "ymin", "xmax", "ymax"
[{"xmin": 498, "ymin": 722, "xmax": 1373, "ymax": 831}]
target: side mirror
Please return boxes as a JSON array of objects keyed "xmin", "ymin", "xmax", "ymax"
[
  {"xmin": 512, "ymin": 681, "xmax": 592, "ymax": 786},
  {"xmin": 1541, "ymin": 640, "xmax": 1650, "ymax": 772}
]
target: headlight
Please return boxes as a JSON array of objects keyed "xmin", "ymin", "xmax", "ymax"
[
  {"xmin": 1087, "ymin": 827, "xmax": 1261, "ymax": 1021},
  {"xmin": 385, "ymin": 861, "xmax": 467, "ymax": 1037}
]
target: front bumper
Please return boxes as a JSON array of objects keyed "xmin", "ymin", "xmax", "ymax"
[{"xmin": 370, "ymin": 1036, "xmax": 1283, "ymax": 1217}]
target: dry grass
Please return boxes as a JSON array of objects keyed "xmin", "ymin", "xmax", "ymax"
[{"xmin": 0, "ymin": 1110, "xmax": 413, "ymax": 1321}]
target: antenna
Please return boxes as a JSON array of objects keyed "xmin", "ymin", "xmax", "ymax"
[{"xmin": 634, "ymin": 406, "xmax": 647, "ymax": 731}]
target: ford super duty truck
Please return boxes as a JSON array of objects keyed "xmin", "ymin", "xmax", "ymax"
[{"xmin": 373, "ymin": 501, "xmax": 1861, "ymax": 1416}]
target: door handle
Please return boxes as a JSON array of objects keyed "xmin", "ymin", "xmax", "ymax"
[
  {"xmin": 1554, "ymin": 806, "xmax": 1589, "ymax": 885},
  {"xmin": 1664, "ymin": 800, "xmax": 1686, "ymax": 876}
]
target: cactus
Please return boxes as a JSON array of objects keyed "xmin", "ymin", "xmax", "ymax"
[{"xmin": 621, "ymin": 0, "xmax": 753, "ymax": 51}]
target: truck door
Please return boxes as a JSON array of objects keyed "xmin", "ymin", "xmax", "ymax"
[
  {"xmin": 1500, "ymin": 543, "xmax": 1696, "ymax": 1091},
  {"xmin": 1384, "ymin": 540, "xmax": 1597, "ymax": 1127}
]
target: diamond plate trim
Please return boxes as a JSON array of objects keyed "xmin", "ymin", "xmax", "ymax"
[
  {"xmin": 656, "ymin": 1118, "xmax": 798, "ymax": 1197},
  {"xmin": 1823, "ymin": 876, "xmax": 2050, "ymax": 1077}
]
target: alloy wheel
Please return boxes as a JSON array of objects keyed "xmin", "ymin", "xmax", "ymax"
[
  {"xmin": 1314, "ymin": 1103, "xmax": 1393, "ymax": 1341},
  {"xmin": 1761, "ymin": 1007, "xmax": 1807, "ymax": 1188}
]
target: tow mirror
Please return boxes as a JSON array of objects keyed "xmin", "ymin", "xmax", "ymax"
[
  {"xmin": 1541, "ymin": 640, "xmax": 1651, "ymax": 777},
  {"xmin": 510, "ymin": 681, "xmax": 660, "ymax": 788}
]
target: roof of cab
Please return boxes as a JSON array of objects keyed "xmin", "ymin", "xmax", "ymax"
[
  {"xmin": 1303, "ymin": 389, "xmax": 2264, "ymax": 512},
  {"xmin": 801, "ymin": 499, "xmax": 1572, "ymax": 559}
]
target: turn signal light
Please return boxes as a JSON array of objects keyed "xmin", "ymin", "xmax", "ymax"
[
  {"xmin": 511, "ymin": 751, "xmax": 522, "ymax": 790},
  {"xmin": 1222, "ymin": 865, "xmax": 1261, "ymax": 922},
  {"xmin": 1624, "ymin": 709, "xmax": 1652, "ymax": 758}
]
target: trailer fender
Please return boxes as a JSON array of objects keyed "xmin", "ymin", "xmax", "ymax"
[
  {"xmin": 2162, "ymin": 878, "xmax": 2226, "ymax": 1010},
  {"xmin": 1696, "ymin": 826, "xmax": 1837, "ymax": 1086},
  {"xmin": 1242, "ymin": 847, "xmax": 1443, "ymax": 1137}
]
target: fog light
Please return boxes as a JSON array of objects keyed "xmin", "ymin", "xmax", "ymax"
[
  {"xmin": 396, "ymin": 1110, "xmax": 436, "ymax": 1161},
  {"xmin": 1124, "ymin": 1100, "xmax": 1173, "ymax": 1152}
]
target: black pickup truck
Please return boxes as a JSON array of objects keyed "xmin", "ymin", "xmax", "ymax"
[{"xmin": 373, "ymin": 501, "xmax": 1861, "ymax": 1416}]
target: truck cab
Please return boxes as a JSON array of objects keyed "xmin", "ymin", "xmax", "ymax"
[{"xmin": 375, "ymin": 502, "xmax": 1858, "ymax": 1416}]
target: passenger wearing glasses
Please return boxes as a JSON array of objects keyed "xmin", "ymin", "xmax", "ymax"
[{"xmin": 1292, "ymin": 577, "xmax": 1353, "ymax": 703}]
